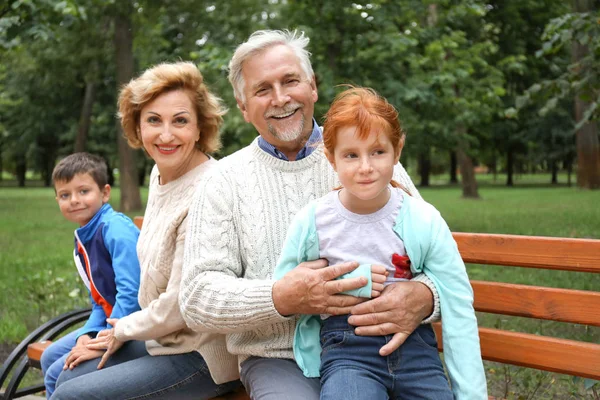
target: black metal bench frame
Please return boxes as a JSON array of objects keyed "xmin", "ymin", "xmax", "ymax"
[{"xmin": 0, "ymin": 308, "xmax": 91, "ymax": 400}]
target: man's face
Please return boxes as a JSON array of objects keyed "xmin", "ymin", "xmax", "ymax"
[{"xmin": 237, "ymin": 44, "xmax": 318, "ymax": 155}]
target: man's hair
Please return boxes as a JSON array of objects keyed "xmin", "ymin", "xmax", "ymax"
[
  {"xmin": 228, "ymin": 29, "xmax": 315, "ymax": 102},
  {"xmin": 118, "ymin": 61, "xmax": 226, "ymax": 154},
  {"xmin": 52, "ymin": 152, "xmax": 109, "ymax": 188}
]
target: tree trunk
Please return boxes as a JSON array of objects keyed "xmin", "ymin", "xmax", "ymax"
[
  {"xmin": 551, "ymin": 160, "xmax": 558, "ymax": 184},
  {"xmin": 114, "ymin": 3, "xmax": 142, "ymax": 211},
  {"xmin": 104, "ymin": 155, "xmax": 115, "ymax": 186},
  {"xmin": 74, "ymin": 80, "xmax": 96, "ymax": 153},
  {"xmin": 506, "ymin": 145, "xmax": 514, "ymax": 187},
  {"xmin": 418, "ymin": 150, "xmax": 430, "ymax": 187},
  {"xmin": 16, "ymin": 155, "xmax": 26, "ymax": 187},
  {"xmin": 572, "ymin": 0, "xmax": 600, "ymax": 189},
  {"xmin": 456, "ymin": 131, "xmax": 480, "ymax": 199},
  {"xmin": 490, "ymin": 153, "xmax": 498, "ymax": 183},
  {"xmin": 449, "ymin": 150, "xmax": 458, "ymax": 184},
  {"xmin": 41, "ymin": 153, "xmax": 53, "ymax": 187},
  {"xmin": 138, "ymin": 159, "xmax": 146, "ymax": 187},
  {"xmin": 567, "ymin": 158, "xmax": 573, "ymax": 187}
]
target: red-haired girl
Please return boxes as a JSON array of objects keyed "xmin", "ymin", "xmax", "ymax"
[{"xmin": 274, "ymin": 87, "xmax": 486, "ymax": 399}]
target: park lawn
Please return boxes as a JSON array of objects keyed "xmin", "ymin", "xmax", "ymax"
[
  {"xmin": 0, "ymin": 186, "xmax": 148, "ymax": 343},
  {"xmin": 1, "ymin": 182, "xmax": 599, "ymax": 398}
]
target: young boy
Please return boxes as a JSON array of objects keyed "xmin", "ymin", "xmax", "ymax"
[{"xmin": 40, "ymin": 152, "xmax": 141, "ymax": 398}]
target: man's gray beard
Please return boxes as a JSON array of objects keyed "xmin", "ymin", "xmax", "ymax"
[{"xmin": 267, "ymin": 113, "xmax": 306, "ymax": 143}]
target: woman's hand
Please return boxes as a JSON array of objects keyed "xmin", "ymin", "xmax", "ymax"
[
  {"xmin": 86, "ymin": 318, "xmax": 125, "ymax": 369},
  {"xmin": 63, "ymin": 334, "xmax": 104, "ymax": 370}
]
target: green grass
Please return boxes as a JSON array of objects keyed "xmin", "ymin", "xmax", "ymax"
[
  {"xmin": 0, "ymin": 186, "xmax": 148, "ymax": 342},
  {"xmin": 1, "ymin": 181, "xmax": 599, "ymax": 398}
]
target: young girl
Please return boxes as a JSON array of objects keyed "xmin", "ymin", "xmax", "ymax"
[{"xmin": 274, "ymin": 87, "xmax": 487, "ymax": 399}]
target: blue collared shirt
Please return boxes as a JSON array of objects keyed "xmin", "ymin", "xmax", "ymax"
[{"xmin": 257, "ymin": 119, "xmax": 322, "ymax": 161}]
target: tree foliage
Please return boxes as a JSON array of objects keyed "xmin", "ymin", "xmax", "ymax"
[{"xmin": 0, "ymin": 0, "xmax": 597, "ymax": 197}]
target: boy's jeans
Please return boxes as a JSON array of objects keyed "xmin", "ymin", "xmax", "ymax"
[
  {"xmin": 40, "ymin": 330, "xmax": 79, "ymax": 398},
  {"xmin": 320, "ymin": 315, "xmax": 453, "ymax": 400}
]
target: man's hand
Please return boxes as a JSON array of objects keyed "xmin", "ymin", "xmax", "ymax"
[
  {"xmin": 272, "ymin": 259, "xmax": 368, "ymax": 316},
  {"xmin": 86, "ymin": 318, "xmax": 125, "ymax": 369},
  {"xmin": 63, "ymin": 335, "xmax": 104, "ymax": 370},
  {"xmin": 348, "ymin": 280, "xmax": 433, "ymax": 356}
]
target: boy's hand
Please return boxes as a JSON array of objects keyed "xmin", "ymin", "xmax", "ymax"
[
  {"xmin": 63, "ymin": 335, "xmax": 103, "ymax": 370},
  {"xmin": 371, "ymin": 265, "xmax": 388, "ymax": 298},
  {"xmin": 86, "ymin": 318, "xmax": 124, "ymax": 369}
]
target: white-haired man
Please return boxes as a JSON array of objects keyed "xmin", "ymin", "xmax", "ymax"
[{"xmin": 180, "ymin": 30, "xmax": 440, "ymax": 399}]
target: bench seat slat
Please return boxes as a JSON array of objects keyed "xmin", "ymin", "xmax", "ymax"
[
  {"xmin": 433, "ymin": 324, "xmax": 600, "ymax": 380},
  {"xmin": 471, "ymin": 280, "xmax": 600, "ymax": 327},
  {"xmin": 453, "ymin": 233, "xmax": 600, "ymax": 273}
]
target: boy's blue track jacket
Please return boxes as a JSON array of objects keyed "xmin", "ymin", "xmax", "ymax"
[{"xmin": 73, "ymin": 203, "xmax": 141, "ymax": 338}]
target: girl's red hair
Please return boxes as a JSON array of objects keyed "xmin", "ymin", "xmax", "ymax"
[{"xmin": 322, "ymin": 86, "xmax": 410, "ymax": 194}]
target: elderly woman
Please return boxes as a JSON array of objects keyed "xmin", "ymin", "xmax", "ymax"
[{"xmin": 51, "ymin": 62, "xmax": 240, "ymax": 399}]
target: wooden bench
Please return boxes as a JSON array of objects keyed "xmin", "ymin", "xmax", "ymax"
[{"xmin": 2, "ymin": 217, "xmax": 598, "ymax": 399}]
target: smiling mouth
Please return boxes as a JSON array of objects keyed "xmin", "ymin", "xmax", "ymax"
[
  {"xmin": 157, "ymin": 145, "xmax": 179, "ymax": 154},
  {"xmin": 269, "ymin": 109, "xmax": 298, "ymax": 120}
]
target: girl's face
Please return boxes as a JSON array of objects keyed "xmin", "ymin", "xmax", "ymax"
[
  {"xmin": 328, "ymin": 125, "xmax": 402, "ymax": 214},
  {"xmin": 139, "ymin": 89, "xmax": 202, "ymax": 184}
]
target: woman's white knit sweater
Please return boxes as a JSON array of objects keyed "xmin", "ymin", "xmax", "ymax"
[
  {"xmin": 114, "ymin": 159, "xmax": 239, "ymax": 385},
  {"xmin": 180, "ymin": 139, "xmax": 436, "ymax": 364}
]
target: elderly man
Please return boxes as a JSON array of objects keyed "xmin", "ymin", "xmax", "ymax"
[{"xmin": 180, "ymin": 30, "xmax": 440, "ymax": 399}]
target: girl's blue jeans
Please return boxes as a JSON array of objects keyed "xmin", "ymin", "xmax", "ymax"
[{"xmin": 319, "ymin": 315, "xmax": 453, "ymax": 400}]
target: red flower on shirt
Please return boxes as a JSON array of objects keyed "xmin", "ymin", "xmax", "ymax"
[{"xmin": 392, "ymin": 253, "xmax": 413, "ymax": 279}]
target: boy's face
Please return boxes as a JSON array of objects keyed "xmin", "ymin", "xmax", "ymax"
[{"xmin": 55, "ymin": 173, "xmax": 110, "ymax": 227}]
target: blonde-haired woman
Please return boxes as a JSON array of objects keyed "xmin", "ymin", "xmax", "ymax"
[{"xmin": 52, "ymin": 62, "xmax": 240, "ymax": 400}]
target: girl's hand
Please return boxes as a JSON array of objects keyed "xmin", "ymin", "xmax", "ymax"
[
  {"xmin": 86, "ymin": 318, "xmax": 124, "ymax": 369},
  {"xmin": 371, "ymin": 265, "xmax": 388, "ymax": 298}
]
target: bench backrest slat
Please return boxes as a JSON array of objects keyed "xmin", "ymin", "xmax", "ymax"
[
  {"xmin": 471, "ymin": 280, "xmax": 600, "ymax": 327},
  {"xmin": 453, "ymin": 232, "xmax": 600, "ymax": 273},
  {"xmin": 433, "ymin": 324, "xmax": 600, "ymax": 380}
]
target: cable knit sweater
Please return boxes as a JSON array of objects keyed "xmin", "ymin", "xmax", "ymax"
[
  {"xmin": 180, "ymin": 138, "xmax": 435, "ymax": 364},
  {"xmin": 114, "ymin": 160, "xmax": 238, "ymax": 385}
]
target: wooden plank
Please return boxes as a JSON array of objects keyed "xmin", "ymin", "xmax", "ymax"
[
  {"xmin": 210, "ymin": 388, "xmax": 250, "ymax": 400},
  {"xmin": 452, "ymin": 233, "xmax": 600, "ymax": 273},
  {"xmin": 134, "ymin": 216, "xmax": 144, "ymax": 230},
  {"xmin": 471, "ymin": 280, "xmax": 600, "ymax": 327},
  {"xmin": 26, "ymin": 341, "xmax": 52, "ymax": 363},
  {"xmin": 432, "ymin": 324, "xmax": 600, "ymax": 380}
]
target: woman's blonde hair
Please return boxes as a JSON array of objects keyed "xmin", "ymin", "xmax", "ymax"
[{"xmin": 118, "ymin": 61, "xmax": 226, "ymax": 154}]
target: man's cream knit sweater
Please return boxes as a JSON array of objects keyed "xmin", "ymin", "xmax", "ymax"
[
  {"xmin": 180, "ymin": 139, "xmax": 436, "ymax": 364},
  {"xmin": 114, "ymin": 160, "xmax": 238, "ymax": 385}
]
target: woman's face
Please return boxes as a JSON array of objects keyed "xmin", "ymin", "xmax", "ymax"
[{"xmin": 139, "ymin": 89, "xmax": 200, "ymax": 183}]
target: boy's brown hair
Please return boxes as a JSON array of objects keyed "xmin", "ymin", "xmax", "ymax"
[{"xmin": 52, "ymin": 152, "xmax": 109, "ymax": 189}]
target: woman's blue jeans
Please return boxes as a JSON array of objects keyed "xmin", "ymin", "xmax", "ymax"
[
  {"xmin": 50, "ymin": 340, "xmax": 241, "ymax": 400},
  {"xmin": 319, "ymin": 315, "xmax": 453, "ymax": 400}
]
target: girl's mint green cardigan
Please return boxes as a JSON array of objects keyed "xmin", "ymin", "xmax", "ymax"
[{"xmin": 274, "ymin": 194, "xmax": 487, "ymax": 399}]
